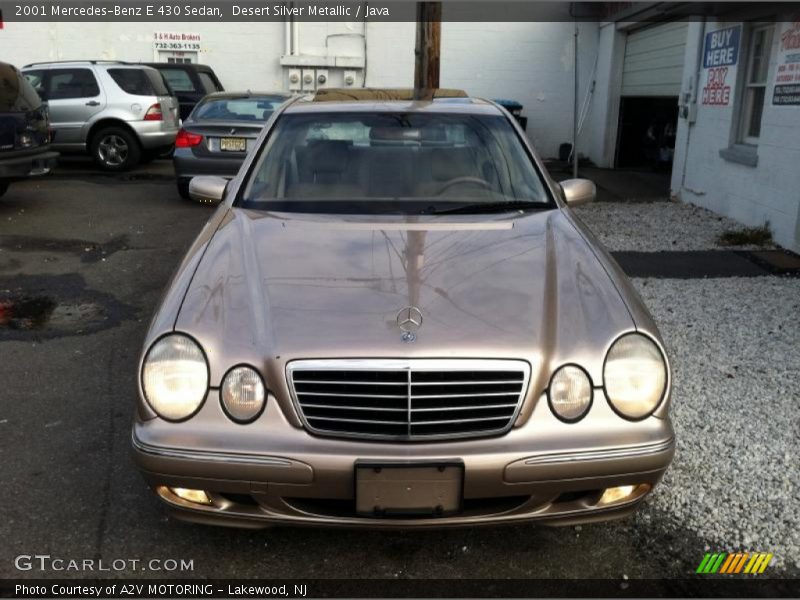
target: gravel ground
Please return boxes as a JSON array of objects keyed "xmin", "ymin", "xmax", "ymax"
[
  {"xmin": 573, "ymin": 201, "xmax": 776, "ymax": 252},
  {"xmin": 631, "ymin": 277, "xmax": 800, "ymax": 570}
]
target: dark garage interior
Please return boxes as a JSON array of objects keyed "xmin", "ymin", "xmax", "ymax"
[{"xmin": 616, "ymin": 96, "xmax": 679, "ymax": 170}]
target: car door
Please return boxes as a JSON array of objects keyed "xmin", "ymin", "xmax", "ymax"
[{"xmin": 43, "ymin": 68, "xmax": 106, "ymax": 146}]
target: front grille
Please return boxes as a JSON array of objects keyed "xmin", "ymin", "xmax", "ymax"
[{"xmin": 287, "ymin": 359, "xmax": 530, "ymax": 441}]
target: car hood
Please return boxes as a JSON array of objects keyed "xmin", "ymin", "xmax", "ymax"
[{"xmin": 176, "ymin": 207, "xmax": 635, "ymax": 417}]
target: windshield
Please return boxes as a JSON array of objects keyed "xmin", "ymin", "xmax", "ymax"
[
  {"xmin": 239, "ymin": 111, "xmax": 552, "ymax": 214},
  {"xmin": 193, "ymin": 96, "xmax": 286, "ymax": 122}
]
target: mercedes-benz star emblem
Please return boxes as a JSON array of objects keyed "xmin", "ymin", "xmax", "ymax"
[{"xmin": 396, "ymin": 306, "xmax": 423, "ymax": 343}]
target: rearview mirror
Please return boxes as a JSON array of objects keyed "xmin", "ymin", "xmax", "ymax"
[
  {"xmin": 560, "ymin": 179, "xmax": 596, "ymax": 207},
  {"xmin": 189, "ymin": 176, "xmax": 227, "ymax": 204}
]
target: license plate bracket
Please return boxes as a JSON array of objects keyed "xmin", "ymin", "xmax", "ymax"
[
  {"xmin": 220, "ymin": 137, "xmax": 246, "ymax": 152},
  {"xmin": 355, "ymin": 461, "xmax": 464, "ymax": 518}
]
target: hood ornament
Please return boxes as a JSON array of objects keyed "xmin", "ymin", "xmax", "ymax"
[{"xmin": 396, "ymin": 306, "xmax": 423, "ymax": 343}]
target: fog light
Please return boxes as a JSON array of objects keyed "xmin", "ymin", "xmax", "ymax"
[
  {"xmin": 170, "ymin": 487, "xmax": 212, "ymax": 505},
  {"xmin": 598, "ymin": 485, "xmax": 636, "ymax": 506}
]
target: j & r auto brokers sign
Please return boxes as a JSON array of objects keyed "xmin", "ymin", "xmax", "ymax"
[{"xmin": 702, "ymin": 25, "xmax": 741, "ymax": 106}]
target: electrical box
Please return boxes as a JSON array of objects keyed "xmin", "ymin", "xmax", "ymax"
[
  {"xmin": 302, "ymin": 69, "xmax": 316, "ymax": 92},
  {"xmin": 288, "ymin": 69, "xmax": 302, "ymax": 92},
  {"xmin": 315, "ymin": 69, "xmax": 329, "ymax": 88},
  {"xmin": 343, "ymin": 70, "xmax": 357, "ymax": 86}
]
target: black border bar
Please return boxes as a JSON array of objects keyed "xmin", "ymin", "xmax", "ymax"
[
  {"xmin": 1, "ymin": 1, "xmax": 799, "ymax": 23},
  {"xmin": 2, "ymin": 578, "xmax": 800, "ymax": 598}
]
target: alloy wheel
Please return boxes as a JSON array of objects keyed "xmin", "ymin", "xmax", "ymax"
[{"xmin": 97, "ymin": 134, "xmax": 129, "ymax": 167}]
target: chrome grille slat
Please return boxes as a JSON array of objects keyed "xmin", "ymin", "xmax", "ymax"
[
  {"xmin": 411, "ymin": 391, "xmax": 521, "ymax": 399},
  {"xmin": 296, "ymin": 391, "xmax": 407, "ymax": 399},
  {"xmin": 409, "ymin": 415, "xmax": 511, "ymax": 425},
  {"xmin": 288, "ymin": 359, "xmax": 530, "ymax": 441},
  {"xmin": 307, "ymin": 415, "xmax": 408, "ymax": 425},
  {"xmin": 294, "ymin": 379, "xmax": 409, "ymax": 386},
  {"xmin": 411, "ymin": 380, "xmax": 524, "ymax": 385},
  {"xmin": 411, "ymin": 403, "xmax": 519, "ymax": 412},
  {"xmin": 301, "ymin": 403, "xmax": 407, "ymax": 412}
]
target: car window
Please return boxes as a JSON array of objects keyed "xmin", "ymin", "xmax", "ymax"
[
  {"xmin": 21, "ymin": 70, "xmax": 47, "ymax": 100},
  {"xmin": 159, "ymin": 68, "xmax": 195, "ymax": 92},
  {"xmin": 108, "ymin": 69, "xmax": 158, "ymax": 96},
  {"xmin": 193, "ymin": 96, "xmax": 286, "ymax": 122},
  {"xmin": 145, "ymin": 70, "xmax": 170, "ymax": 96},
  {"xmin": 197, "ymin": 71, "xmax": 222, "ymax": 93},
  {"xmin": 1, "ymin": 64, "xmax": 43, "ymax": 111},
  {"xmin": 47, "ymin": 69, "xmax": 100, "ymax": 100},
  {"xmin": 240, "ymin": 112, "xmax": 551, "ymax": 214}
]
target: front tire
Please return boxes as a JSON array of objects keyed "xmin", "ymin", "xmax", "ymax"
[{"xmin": 91, "ymin": 127, "xmax": 141, "ymax": 171}]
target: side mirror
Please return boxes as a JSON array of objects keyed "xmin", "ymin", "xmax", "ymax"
[
  {"xmin": 189, "ymin": 176, "xmax": 227, "ymax": 204},
  {"xmin": 560, "ymin": 178, "xmax": 596, "ymax": 207}
]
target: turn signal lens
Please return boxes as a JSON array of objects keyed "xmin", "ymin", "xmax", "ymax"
[
  {"xmin": 175, "ymin": 128, "xmax": 203, "ymax": 148},
  {"xmin": 548, "ymin": 365, "xmax": 592, "ymax": 422},
  {"xmin": 221, "ymin": 366, "xmax": 266, "ymax": 423},
  {"xmin": 604, "ymin": 333, "xmax": 668, "ymax": 420},
  {"xmin": 142, "ymin": 334, "xmax": 208, "ymax": 421},
  {"xmin": 143, "ymin": 102, "xmax": 163, "ymax": 121}
]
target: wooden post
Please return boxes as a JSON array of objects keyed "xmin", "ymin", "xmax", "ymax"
[{"xmin": 414, "ymin": 2, "xmax": 442, "ymax": 100}]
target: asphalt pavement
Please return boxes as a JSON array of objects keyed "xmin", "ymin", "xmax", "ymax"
[{"xmin": 0, "ymin": 160, "xmax": 796, "ymax": 588}]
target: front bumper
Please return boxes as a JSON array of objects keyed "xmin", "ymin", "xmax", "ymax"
[
  {"xmin": 0, "ymin": 150, "xmax": 59, "ymax": 179},
  {"xmin": 132, "ymin": 390, "xmax": 674, "ymax": 529}
]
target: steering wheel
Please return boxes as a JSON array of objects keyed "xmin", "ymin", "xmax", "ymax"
[{"xmin": 437, "ymin": 176, "xmax": 493, "ymax": 195}]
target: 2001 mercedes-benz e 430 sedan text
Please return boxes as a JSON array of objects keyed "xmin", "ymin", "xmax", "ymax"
[{"xmin": 132, "ymin": 90, "xmax": 674, "ymax": 529}]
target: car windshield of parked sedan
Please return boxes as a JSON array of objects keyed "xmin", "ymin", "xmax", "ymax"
[
  {"xmin": 192, "ymin": 96, "xmax": 286, "ymax": 122},
  {"xmin": 239, "ymin": 111, "xmax": 552, "ymax": 214}
]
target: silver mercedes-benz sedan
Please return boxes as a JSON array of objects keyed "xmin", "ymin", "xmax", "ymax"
[
  {"xmin": 134, "ymin": 89, "xmax": 674, "ymax": 529},
  {"xmin": 173, "ymin": 91, "xmax": 291, "ymax": 199}
]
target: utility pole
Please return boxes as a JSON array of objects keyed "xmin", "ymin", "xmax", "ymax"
[
  {"xmin": 572, "ymin": 22, "xmax": 579, "ymax": 178},
  {"xmin": 414, "ymin": 2, "xmax": 442, "ymax": 100}
]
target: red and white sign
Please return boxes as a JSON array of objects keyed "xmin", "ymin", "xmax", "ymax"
[
  {"xmin": 702, "ymin": 66, "xmax": 731, "ymax": 106},
  {"xmin": 153, "ymin": 32, "xmax": 202, "ymax": 52},
  {"xmin": 772, "ymin": 19, "xmax": 800, "ymax": 105}
]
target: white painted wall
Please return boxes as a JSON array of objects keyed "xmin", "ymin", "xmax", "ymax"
[
  {"xmin": 670, "ymin": 19, "xmax": 800, "ymax": 252},
  {"xmin": 440, "ymin": 21, "xmax": 599, "ymax": 158},
  {"xmin": 0, "ymin": 21, "xmax": 286, "ymax": 90},
  {"xmin": 586, "ymin": 22, "xmax": 626, "ymax": 167}
]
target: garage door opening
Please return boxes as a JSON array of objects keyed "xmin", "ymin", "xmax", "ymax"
[{"xmin": 616, "ymin": 97, "xmax": 678, "ymax": 170}]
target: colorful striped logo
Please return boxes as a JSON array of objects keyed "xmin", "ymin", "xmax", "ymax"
[{"xmin": 696, "ymin": 552, "xmax": 773, "ymax": 574}]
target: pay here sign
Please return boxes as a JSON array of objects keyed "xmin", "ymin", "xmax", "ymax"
[{"xmin": 702, "ymin": 25, "xmax": 741, "ymax": 106}]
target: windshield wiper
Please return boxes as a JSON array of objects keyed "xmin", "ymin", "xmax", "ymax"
[{"xmin": 425, "ymin": 200, "xmax": 549, "ymax": 215}]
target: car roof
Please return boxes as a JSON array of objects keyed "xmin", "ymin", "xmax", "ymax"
[
  {"xmin": 144, "ymin": 62, "xmax": 216, "ymax": 72},
  {"xmin": 285, "ymin": 94, "xmax": 503, "ymax": 116},
  {"xmin": 202, "ymin": 91, "xmax": 293, "ymax": 100},
  {"xmin": 22, "ymin": 60, "xmax": 157, "ymax": 70}
]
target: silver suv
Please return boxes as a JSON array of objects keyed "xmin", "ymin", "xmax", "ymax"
[{"xmin": 22, "ymin": 61, "xmax": 179, "ymax": 171}]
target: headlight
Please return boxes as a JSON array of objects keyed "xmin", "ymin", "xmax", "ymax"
[
  {"xmin": 548, "ymin": 365, "xmax": 592, "ymax": 422},
  {"xmin": 142, "ymin": 334, "xmax": 208, "ymax": 421},
  {"xmin": 604, "ymin": 333, "xmax": 667, "ymax": 420},
  {"xmin": 221, "ymin": 365, "xmax": 266, "ymax": 423}
]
